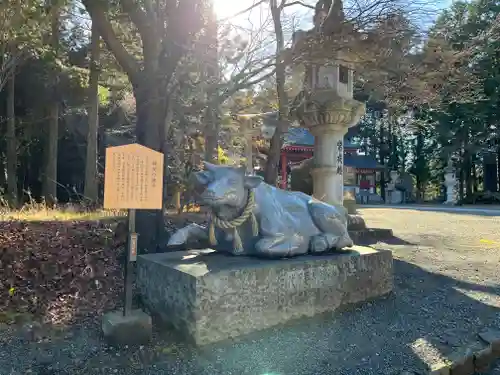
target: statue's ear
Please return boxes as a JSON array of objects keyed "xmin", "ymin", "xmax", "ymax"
[
  {"xmin": 202, "ymin": 161, "xmax": 218, "ymax": 172},
  {"xmin": 192, "ymin": 170, "xmax": 211, "ymax": 186},
  {"xmin": 244, "ymin": 175, "xmax": 263, "ymax": 189}
]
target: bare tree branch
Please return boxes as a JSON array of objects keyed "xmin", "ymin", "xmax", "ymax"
[
  {"xmin": 219, "ymin": 0, "xmax": 268, "ymax": 22},
  {"xmin": 120, "ymin": 0, "xmax": 150, "ymax": 35},
  {"xmin": 281, "ymin": 1, "xmax": 315, "ymax": 10},
  {"xmin": 82, "ymin": 0, "xmax": 141, "ymax": 81}
]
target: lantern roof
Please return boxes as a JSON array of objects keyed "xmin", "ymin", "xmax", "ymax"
[{"xmin": 286, "ymin": 0, "xmax": 372, "ymax": 67}]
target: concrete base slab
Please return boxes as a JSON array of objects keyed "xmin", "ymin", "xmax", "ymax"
[
  {"xmin": 137, "ymin": 246, "xmax": 393, "ymax": 346},
  {"xmin": 344, "ymin": 198, "xmax": 357, "ymax": 214},
  {"xmin": 347, "ymin": 214, "xmax": 366, "ymax": 230},
  {"xmin": 349, "ymin": 228, "xmax": 394, "ymax": 243},
  {"xmin": 102, "ymin": 309, "xmax": 152, "ymax": 346}
]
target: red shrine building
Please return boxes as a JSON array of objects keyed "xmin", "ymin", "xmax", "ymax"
[{"xmin": 276, "ymin": 126, "xmax": 384, "ymax": 194}]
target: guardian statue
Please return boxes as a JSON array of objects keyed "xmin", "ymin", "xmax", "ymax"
[{"xmin": 167, "ymin": 162, "xmax": 353, "ymax": 258}]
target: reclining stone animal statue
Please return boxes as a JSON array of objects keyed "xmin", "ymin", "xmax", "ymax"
[{"xmin": 167, "ymin": 162, "xmax": 353, "ymax": 258}]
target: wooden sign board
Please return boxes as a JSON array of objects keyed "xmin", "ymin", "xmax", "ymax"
[{"xmin": 104, "ymin": 144, "xmax": 164, "ymax": 209}]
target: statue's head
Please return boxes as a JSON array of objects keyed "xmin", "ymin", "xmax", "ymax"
[{"xmin": 193, "ymin": 162, "xmax": 263, "ymax": 208}]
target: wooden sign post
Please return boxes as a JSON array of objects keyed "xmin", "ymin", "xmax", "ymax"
[{"xmin": 103, "ymin": 144, "xmax": 164, "ymax": 317}]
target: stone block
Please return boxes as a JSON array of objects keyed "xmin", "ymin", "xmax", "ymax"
[
  {"xmin": 347, "ymin": 214, "xmax": 366, "ymax": 230},
  {"xmin": 137, "ymin": 246, "xmax": 393, "ymax": 345},
  {"xmin": 102, "ymin": 309, "xmax": 152, "ymax": 346},
  {"xmin": 474, "ymin": 345, "xmax": 495, "ymax": 372},
  {"xmin": 448, "ymin": 341, "xmax": 484, "ymax": 375},
  {"xmin": 349, "ymin": 228, "xmax": 393, "ymax": 244},
  {"xmin": 428, "ymin": 363, "xmax": 450, "ymax": 375},
  {"xmin": 344, "ymin": 198, "xmax": 357, "ymax": 215},
  {"xmin": 478, "ymin": 328, "xmax": 500, "ymax": 355}
]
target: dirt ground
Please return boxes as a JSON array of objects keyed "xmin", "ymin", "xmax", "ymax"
[
  {"xmin": 1, "ymin": 207, "xmax": 500, "ymax": 375},
  {"xmin": 361, "ymin": 207, "xmax": 500, "ymax": 374},
  {"xmin": 359, "ymin": 207, "xmax": 500, "ymax": 290}
]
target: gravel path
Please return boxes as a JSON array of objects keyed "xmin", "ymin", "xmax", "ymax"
[
  {"xmin": 1, "ymin": 208, "xmax": 500, "ymax": 375},
  {"xmin": 491, "ymin": 362, "xmax": 500, "ymax": 374}
]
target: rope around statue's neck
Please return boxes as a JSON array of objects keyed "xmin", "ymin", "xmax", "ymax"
[{"xmin": 208, "ymin": 190, "xmax": 258, "ymax": 254}]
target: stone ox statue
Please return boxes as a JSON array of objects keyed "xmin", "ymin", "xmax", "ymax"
[{"xmin": 167, "ymin": 162, "xmax": 353, "ymax": 258}]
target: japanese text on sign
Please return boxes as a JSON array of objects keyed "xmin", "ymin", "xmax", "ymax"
[{"xmin": 104, "ymin": 144, "xmax": 164, "ymax": 209}]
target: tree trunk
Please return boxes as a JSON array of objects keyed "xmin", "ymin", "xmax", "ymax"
[
  {"xmin": 265, "ymin": 0, "xmax": 287, "ymax": 185},
  {"xmin": 414, "ymin": 129, "xmax": 425, "ymax": 202},
  {"xmin": 462, "ymin": 129, "xmax": 472, "ymax": 199},
  {"xmin": 44, "ymin": 105, "xmax": 59, "ymax": 204},
  {"xmin": 378, "ymin": 123, "xmax": 386, "ymax": 200},
  {"xmin": 133, "ymin": 79, "xmax": 166, "ymax": 252},
  {"xmin": 161, "ymin": 96, "xmax": 174, "ymax": 207},
  {"xmin": 464, "ymin": 155, "xmax": 473, "ymax": 199},
  {"xmin": 82, "ymin": 0, "xmax": 204, "ymax": 253},
  {"xmin": 43, "ymin": 1, "xmax": 60, "ymax": 205},
  {"xmin": 244, "ymin": 119, "xmax": 253, "ymax": 174},
  {"xmin": 265, "ymin": 130, "xmax": 283, "ymax": 185},
  {"xmin": 387, "ymin": 121, "xmax": 396, "ymax": 169},
  {"xmin": 400, "ymin": 138, "xmax": 407, "ymax": 173},
  {"xmin": 458, "ymin": 148, "xmax": 465, "ymax": 204},
  {"xmin": 81, "ymin": 0, "xmax": 175, "ymax": 254},
  {"xmin": 483, "ymin": 152, "xmax": 497, "ymax": 192},
  {"xmin": 203, "ymin": 9, "xmax": 219, "ymax": 164},
  {"xmin": 6, "ymin": 72, "xmax": 17, "ymax": 207},
  {"xmin": 204, "ymin": 108, "xmax": 219, "ymax": 163},
  {"xmin": 458, "ymin": 165, "xmax": 464, "ymax": 203},
  {"xmin": 84, "ymin": 22, "xmax": 100, "ymax": 204},
  {"xmin": 497, "ymin": 145, "xmax": 500, "ymax": 192},
  {"xmin": 415, "ymin": 175, "xmax": 421, "ymax": 202},
  {"xmin": 133, "ymin": 78, "xmax": 162, "ymax": 150},
  {"xmin": 471, "ymin": 156, "xmax": 478, "ymax": 194}
]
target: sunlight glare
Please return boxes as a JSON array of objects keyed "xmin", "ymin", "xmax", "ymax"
[{"xmin": 213, "ymin": 0, "xmax": 252, "ymax": 20}]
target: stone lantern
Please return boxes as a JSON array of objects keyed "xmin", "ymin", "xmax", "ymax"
[
  {"xmin": 386, "ymin": 170, "xmax": 402, "ymax": 204},
  {"xmin": 443, "ymin": 159, "xmax": 457, "ymax": 205},
  {"xmin": 289, "ymin": 0, "xmax": 366, "ymax": 213}
]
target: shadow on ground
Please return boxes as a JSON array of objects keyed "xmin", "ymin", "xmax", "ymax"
[
  {"xmin": 416, "ymin": 210, "xmax": 500, "ymax": 218},
  {"xmin": 167, "ymin": 259, "xmax": 500, "ymax": 375},
  {"xmin": 360, "ymin": 206, "xmax": 500, "ymax": 217},
  {"xmin": 357, "ymin": 233, "xmax": 416, "ymax": 246},
  {"xmin": 0, "ymin": 209, "xmax": 497, "ymax": 375},
  {"xmin": 6, "ymin": 256, "xmax": 499, "ymax": 375}
]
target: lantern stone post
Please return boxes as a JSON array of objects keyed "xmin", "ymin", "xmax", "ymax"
[{"xmin": 290, "ymin": 0, "xmax": 365, "ymax": 215}]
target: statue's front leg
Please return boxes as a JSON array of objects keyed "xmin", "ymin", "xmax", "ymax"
[
  {"xmin": 310, "ymin": 232, "xmax": 352, "ymax": 253},
  {"xmin": 167, "ymin": 223, "xmax": 208, "ymax": 247},
  {"xmin": 255, "ymin": 233, "xmax": 309, "ymax": 258}
]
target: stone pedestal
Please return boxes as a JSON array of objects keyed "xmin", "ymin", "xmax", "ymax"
[
  {"xmin": 344, "ymin": 198, "xmax": 357, "ymax": 214},
  {"xmin": 386, "ymin": 170, "xmax": 403, "ymax": 204},
  {"xmin": 389, "ymin": 170, "xmax": 399, "ymax": 185},
  {"xmin": 343, "ymin": 187, "xmax": 358, "ymax": 214},
  {"xmin": 137, "ymin": 247, "xmax": 393, "ymax": 346},
  {"xmin": 347, "ymin": 214, "xmax": 367, "ymax": 230},
  {"xmin": 444, "ymin": 169, "xmax": 457, "ymax": 205},
  {"xmin": 391, "ymin": 190, "xmax": 402, "ymax": 204},
  {"xmin": 102, "ymin": 309, "xmax": 152, "ymax": 346}
]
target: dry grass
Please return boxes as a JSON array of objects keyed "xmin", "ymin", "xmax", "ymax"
[
  {"xmin": 0, "ymin": 199, "xmax": 201, "ymax": 222},
  {"xmin": 0, "ymin": 201, "xmax": 127, "ymax": 222}
]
